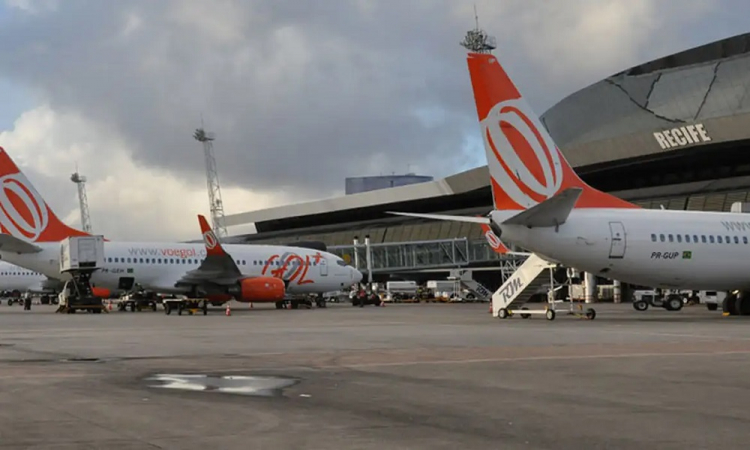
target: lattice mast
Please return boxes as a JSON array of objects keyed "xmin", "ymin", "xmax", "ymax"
[
  {"xmin": 70, "ymin": 169, "xmax": 92, "ymax": 233},
  {"xmin": 193, "ymin": 127, "xmax": 228, "ymax": 240},
  {"xmin": 460, "ymin": 5, "xmax": 497, "ymax": 53}
]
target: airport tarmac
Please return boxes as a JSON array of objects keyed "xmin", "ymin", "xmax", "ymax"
[{"xmin": 1, "ymin": 302, "xmax": 750, "ymax": 449}]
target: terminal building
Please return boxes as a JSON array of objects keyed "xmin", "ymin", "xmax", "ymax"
[
  {"xmin": 345, "ymin": 174, "xmax": 434, "ymax": 195},
  {"xmin": 220, "ymin": 32, "xmax": 750, "ymax": 296}
]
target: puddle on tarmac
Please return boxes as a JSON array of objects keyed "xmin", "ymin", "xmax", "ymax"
[{"xmin": 145, "ymin": 374, "xmax": 298, "ymax": 397}]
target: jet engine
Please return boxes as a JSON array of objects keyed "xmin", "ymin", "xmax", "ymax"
[{"xmin": 230, "ymin": 277, "xmax": 286, "ymax": 302}]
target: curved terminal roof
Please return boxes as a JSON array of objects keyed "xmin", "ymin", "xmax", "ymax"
[{"xmin": 224, "ymin": 32, "xmax": 750, "ymax": 234}]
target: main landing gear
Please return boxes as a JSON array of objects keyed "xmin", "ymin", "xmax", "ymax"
[{"xmin": 721, "ymin": 291, "xmax": 750, "ymax": 316}]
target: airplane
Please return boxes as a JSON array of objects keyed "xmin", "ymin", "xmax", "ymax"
[
  {"xmin": 479, "ymin": 220, "xmax": 529, "ymax": 256},
  {"xmin": 0, "ymin": 148, "xmax": 363, "ymax": 309},
  {"xmin": 0, "ymin": 261, "xmax": 61, "ymax": 305},
  {"xmin": 389, "ymin": 48, "xmax": 750, "ymax": 316}
]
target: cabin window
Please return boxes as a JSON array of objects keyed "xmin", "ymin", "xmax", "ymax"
[
  {"xmin": 668, "ymin": 234, "xmax": 674, "ymax": 242},
  {"xmin": 709, "ymin": 236, "xmax": 715, "ymax": 243},
  {"xmin": 735, "ymin": 236, "xmax": 740, "ymax": 244},
  {"xmin": 702, "ymin": 235, "xmax": 707, "ymax": 243},
  {"xmin": 744, "ymin": 237, "xmax": 748, "ymax": 245},
  {"xmin": 242, "ymin": 260, "xmax": 246, "ymax": 265},
  {"xmin": 684, "ymin": 235, "xmax": 690, "ymax": 243},
  {"xmin": 650, "ymin": 234, "xmax": 656, "ymax": 242},
  {"xmin": 726, "ymin": 236, "xmax": 731, "ymax": 244},
  {"xmin": 717, "ymin": 236, "xmax": 722, "ymax": 243},
  {"xmin": 659, "ymin": 234, "xmax": 665, "ymax": 242},
  {"xmin": 676, "ymin": 235, "xmax": 682, "ymax": 243},
  {"xmin": 693, "ymin": 235, "xmax": 698, "ymax": 243}
]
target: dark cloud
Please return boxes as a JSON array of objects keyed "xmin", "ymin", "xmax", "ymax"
[{"xmin": 0, "ymin": 0, "xmax": 747, "ymax": 204}]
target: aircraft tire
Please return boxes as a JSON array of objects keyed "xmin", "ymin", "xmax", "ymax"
[
  {"xmin": 498, "ymin": 308, "xmax": 509, "ymax": 319},
  {"xmin": 723, "ymin": 294, "xmax": 738, "ymax": 315},
  {"xmin": 735, "ymin": 293, "xmax": 750, "ymax": 316},
  {"xmin": 545, "ymin": 309, "xmax": 556, "ymax": 321},
  {"xmin": 585, "ymin": 308, "xmax": 596, "ymax": 320},
  {"xmin": 706, "ymin": 303, "xmax": 718, "ymax": 311}
]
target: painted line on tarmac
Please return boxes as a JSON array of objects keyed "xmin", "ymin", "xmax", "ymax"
[{"xmin": 327, "ymin": 349, "xmax": 750, "ymax": 369}]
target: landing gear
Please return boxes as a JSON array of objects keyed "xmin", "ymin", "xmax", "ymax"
[{"xmin": 722, "ymin": 291, "xmax": 750, "ymax": 316}]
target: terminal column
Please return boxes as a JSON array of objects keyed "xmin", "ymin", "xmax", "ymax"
[{"xmin": 613, "ymin": 280, "xmax": 622, "ymax": 303}]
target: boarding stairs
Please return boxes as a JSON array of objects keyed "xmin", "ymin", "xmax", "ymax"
[
  {"xmin": 449, "ymin": 269, "xmax": 493, "ymax": 301},
  {"xmin": 491, "ymin": 254, "xmax": 556, "ymax": 317}
]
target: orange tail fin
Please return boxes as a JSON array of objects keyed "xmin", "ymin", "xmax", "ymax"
[
  {"xmin": 198, "ymin": 214, "xmax": 225, "ymax": 257},
  {"xmin": 466, "ymin": 52, "xmax": 637, "ymax": 211},
  {"xmin": 0, "ymin": 147, "xmax": 89, "ymax": 243}
]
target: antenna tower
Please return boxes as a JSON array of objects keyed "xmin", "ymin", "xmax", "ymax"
[
  {"xmin": 70, "ymin": 169, "xmax": 92, "ymax": 233},
  {"xmin": 460, "ymin": 5, "xmax": 497, "ymax": 53},
  {"xmin": 193, "ymin": 126, "xmax": 228, "ymax": 240}
]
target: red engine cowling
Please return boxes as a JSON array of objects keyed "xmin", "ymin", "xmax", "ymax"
[
  {"xmin": 92, "ymin": 287, "xmax": 111, "ymax": 299},
  {"xmin": 237, "ymin": 277, "xmax": 285, "ymax": 302}
]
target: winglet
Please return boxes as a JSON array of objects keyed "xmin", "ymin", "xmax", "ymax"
[
  {"xmin": 501, "ymin": 188, "xmax": 583, "ymax": 228},
  {"xmin": 198, "ymin": 215, "xmax": 225, "ymax": 256}
]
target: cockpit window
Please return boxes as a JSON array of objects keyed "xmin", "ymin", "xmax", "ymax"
[{"xmin": 336, "ymin": 260, "xmax": 347, "ymax": 266}]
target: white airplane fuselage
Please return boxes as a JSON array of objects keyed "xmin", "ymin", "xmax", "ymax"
[
  {"xmin": 0, "ymin": 262, "xmax": 51, "ymax": 294},
  {"xmin": 0, "ymin": 241, "xmax": 360, "ymax": 296},
  {"xmin": 495, "ymin": 208, "xmax": 750, "ymax": 291}
]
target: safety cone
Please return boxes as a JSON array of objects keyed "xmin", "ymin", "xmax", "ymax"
[
  {"xmin": 249, "ymin": 302, "xmax": 253, "ymax": 309},
  {"xmin": 108, "ymin": 300, "xmax": 112, "ymax": 311},
  {"xmin": 488, "ymin": 302, "xmax": 492, "ymax": 313},
  {"xmin": 225, "ymin": 304, "xmax": 231, "ymax": 316}
]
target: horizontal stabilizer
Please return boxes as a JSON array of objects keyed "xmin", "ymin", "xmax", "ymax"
[
  {"xmin": 386, "ymin": 211, "xmax": 490, "ymax": 224},
  {"xmin": 502, "ymin": 188, "xmax": 582, "ymax": 228},
  {"xmin": 0, "ymin": 234, "xmax": 43, "ymax": 254}
]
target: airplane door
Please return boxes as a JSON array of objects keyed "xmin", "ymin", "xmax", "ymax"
[
  {"xmin": 608, "ymin": 222, "xmax": 627, "ymax": 259},
  {"xmin": 319, "ymin": 259, "xmax": 328, "ymax": 276}
]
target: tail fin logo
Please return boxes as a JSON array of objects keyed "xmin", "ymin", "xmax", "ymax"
[
  {"xmin": 203, "ymin": 230, "xmax": 218, "ymax": 250},
  {"xmin": 483, "ymin": 228, "xmax": 502, "ymax": 250},
  {"xmin": 482, "ymin": 97, "xmax": 563, "ymax": 209},
  {"xmin": 0, "ymin": 173, "xmax": 49, "ymax": 242}
]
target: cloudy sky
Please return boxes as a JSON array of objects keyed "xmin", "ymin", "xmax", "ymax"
[{"xmin": 0, "ymin": 0, "xmax": 747, "ymax": 241}]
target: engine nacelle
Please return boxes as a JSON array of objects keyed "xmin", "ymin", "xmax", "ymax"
[
  {"xmin": 91, "ymin": 287, "xmax": 111, "ymax": 299},
  {"xmin": 235, "ymin": 277, "xmax": 285, "ymax": 302}
]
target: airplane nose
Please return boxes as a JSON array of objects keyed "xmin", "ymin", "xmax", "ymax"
[{"xmin": 352, "ymin": 268, "xmax": 363, "ymax": 284}]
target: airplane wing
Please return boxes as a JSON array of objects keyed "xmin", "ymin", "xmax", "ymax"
[
  {"xmin": 0, "ymin": 234, "xmax": 43, "ymax": 254},
  {"xmin": 385, "ymin": 211, "xmax": 490, "ymax": 224},
  {"xmin": 174, "ymin": 215, "xmax": 243, "ymax": 288}
]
